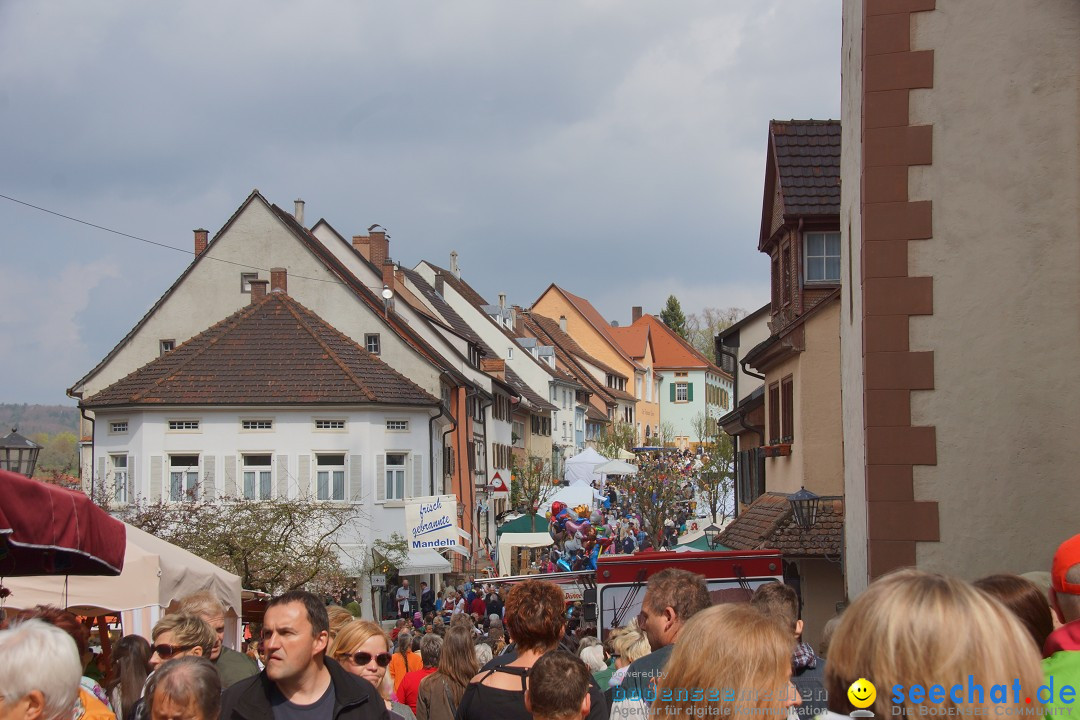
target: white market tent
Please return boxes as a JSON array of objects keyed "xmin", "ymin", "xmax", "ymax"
[
  {"xmin": 539, "ymin": 480, "xmax": 598, "ymax": 516},
  {"xmin": 563, "ymin": 448, "xmax": 608, "ymax": 485},
  {"xmin": 3, "ymin": 523, "xmax": 243, "ymax": 641},
  {"xmin": 594, "ymin": 459, "xmax": 638, "ymax": 476},
  {"xmin": 497, "ymin": 532, "xmax": 554, "ymax": 576}
]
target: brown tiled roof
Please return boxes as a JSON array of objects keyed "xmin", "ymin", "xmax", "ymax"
[
  {"xmin": 608, "ymin": 324, "xmax": 650, "ymax": 359},
  {"xmin": 771, "ymin": 120, "xmax": 841, "ymax": 218},
  {"xmin": 84, "ymin": 293, "xmax": 438, "ymax": 408},
  {"xmin": 504, "ymin": 367, "xmax": 557, "ymax": 412},
  {"xmin": 585, "ymin": 405, "xmax": 608, "ymax": 422},
  {"xmin": 425, "ymin": 263, "xmax": 489, "ymax": 308},
  {"xmin": 400, "ymin": 267, "xmax": 496, "ymax": 356},
  {"xmin": 634, "ymin": 314, "xmax": 729, "ymax": 378},
  {"xmin": 529, "ymin": 315, "xmax": 628, "ymax": 381},
  {"xmin": 523, "ymin": 314, "xmax": 617, "ymax": 408},
  {"xmin": 549, "ymin": 285, "xmax": 642, "ymax": 369},
  {"xmin": 718, "ymin": 492, "xmax": 843, "ymax": 559}
]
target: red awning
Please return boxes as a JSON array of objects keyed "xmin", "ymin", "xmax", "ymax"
[{"xmin": 0, "ymin": 469, "xmax": 126, "ymax": 576}]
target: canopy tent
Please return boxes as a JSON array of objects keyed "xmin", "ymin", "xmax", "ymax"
[
  {"xmin": 497, "ymin": 532, "xmax": 554, "ymax": 576},
  {"xmin": 616, "ymin": 448, "xmax": 636, "ymax": 461},
  {"xmin": 539, "ymin": 480, "xmax": 598, "ymax": 516},
  {"xmin": 594, "ymin": 459, "xmax": 638, "ymax": 476},
  {"xmin": 397, "ymin": 547, "xmax": 452, "ymax": 575},
  {"xmin": 496, "ymin": 513, "xmax": 549, "ymax": 536},
  {"xmin": 563, "ymin": 448, "xmax": 608, "ymax": 485},
  {"xmin": 0, "ymin": 468, "xmax": 126, "ymax": 576},
  {"xmin": 3, "ymin": 523, "xmax": 242, "ymax": 642}
]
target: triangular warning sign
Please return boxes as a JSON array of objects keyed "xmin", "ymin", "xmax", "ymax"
[{"xmin": 491, "ymin": 472, "xmax": 508, "ymax": 492}]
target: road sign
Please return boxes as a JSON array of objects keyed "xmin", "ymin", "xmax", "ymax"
[
  {"xmin": 491, "ymin": 472, "xmax": 508, "ymax": 493},
  {"xmin": 370, "ymin": 574, "xmax": 386, "ymax": 588}
]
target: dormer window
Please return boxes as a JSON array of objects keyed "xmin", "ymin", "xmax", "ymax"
[{"xmin": 805, "ymin": 231, "xmax": 841, "ymax": 283}]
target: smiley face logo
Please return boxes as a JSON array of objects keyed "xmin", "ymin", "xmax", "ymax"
[{"xmin": 848, "ymin": 678, "xmax": 877, "ymax": 709}]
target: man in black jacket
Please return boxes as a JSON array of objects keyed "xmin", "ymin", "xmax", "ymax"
[{"xmin": 220, "ymin": 590, "xmax": 387, "ymax": 720}]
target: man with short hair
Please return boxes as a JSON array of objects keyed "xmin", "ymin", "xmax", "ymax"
[
  {"xmin": 750, "ymin": 582, "xmax": 825, "ymax": 718},
  {"xmin": 395, "ymin": 580, "xmax": 412, "ymax": 619},
  {"xmin": 0, "ymin": 619, "xmax": 84, "ymax": 720},
  {"xmin": 220, "ymin": 590, "xmax": 386, "ymax": 720},
  {"xmin": 419, "ymin": 582, "xmax": 435, "ymax": 616},
  {"xmin": 177, "ymin": 591, "xmax": 259, "ymax": 689},
  {"xmin": 611, "ymin": 568, "xmax": 710, "ymax": 713},
  {"xmin": 526, "ymin": 651, "xmax": 593, "ymax": 720},
  {"xmin": 1043, "ymin": 534, "xmax": 1080, "ymax": 715},
  {"xmin": 146, "ymin": 656, "xmax": 221, "ymax": 720}
]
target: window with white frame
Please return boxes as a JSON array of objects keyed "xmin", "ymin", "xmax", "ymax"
[
  {"xmin": 110, "ymin": 421, "xmax": 128, "ymax": 434},
  {"xmin": 169, "ymin": 455, "xmax": 199, "ymax": 501},
  {"xmin": 160, "ymin": 339, "xmax": 176, "ymax": 355},
  {"xmin": 243, "ymin": 454, "xmax": 272, "ymax": 500},
  {"xmin": 240, "ymin": 272, "xmax": 259, "ymax": 293},
  {"xmin": 111, "ymin": 454, "xmax": 128, "ymax": 503},
  {"xmin": 512, "ymin": 421, "xmax": 524, "ymax": 448},
  {"xmin": 241, "ymin": 419, "xmax": 273, "ymax": 431},
  {"xmin": 386, "ymin": 420, "xmax": 409, "ymax": 432},
  {"xmin": 317, "ymin": 454, "xmax": 346, "ymax": 501},
  {"xmin": 168, "ymin": 419, "xmax": 200, "ymax": 431},
  {"xmin": 365, "ymin": 334, "xmax": 381, "ymax": 354},
  {"xmin": 636, "ymin": 376, "xmax": 643, "ymax": 400},
  {"xmin": 675, "ymin": 383, "xmax": 689, "ymax": 402},
  {"xmin": 385, "ymin": 453, "xmax": 407, "ymax": 500},
  {"xmin": 804, "ymin": 231, "xmax": 842, "ymax": 282},
  {"xmin": 315, "ymin": 419, "xmax": 346, "ymax": 430},
  {"xmin": 506, "ymin": 347, "xmax": 513, "ymax": 360}
]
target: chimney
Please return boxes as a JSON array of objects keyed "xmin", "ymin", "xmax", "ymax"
[
  {"xmin": 249, "ymin": 279, "xmax": 269, "ymax": 304},
  {"xmin": 382, "ymin": 259, "xmax": 395, "ymax": 295},
  {"xmin": 512, "ymin": 305, "xmax": 525, "ymax": 335},
  {"xmin": 498, "ymin": 293, "xmax": 506, "ymax": 310},
  {"xmin": 450, "ymin": 250, "xmax": 460, "ymax": 279},
  {"xmin": 632, "ymin": 306, "xmax": 642, "ymax": 323},
  {"xmin": 294, "ymin": 199, "xmax": 305, "ymax": 225},
  {"xmin": 434, "ymin": 270, "xmax": 444, "ymax": 295},
  {"xmin": 481, "ymin": 358, "xmax": 506, "ymax": 380},
  {"xmin": 270, "ymin": 267, "xmax": 287, "ymax": 294},
  {"xmin": 194, "ymin": 228, "xmax": 209, "ymax": 256},
  {"xmin": 559, "ymin": 315, "xmax": 567, "ymax": 333},
  {"xmin": 370, "ymin": 229, "xmax": 388, "ymax": 269},
  {"xmin": 352, "ymin": 235, "xmax": 371, "ymax": 260}
]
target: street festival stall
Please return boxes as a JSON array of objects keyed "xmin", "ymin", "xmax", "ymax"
[
  {"xmin": 562, "ymin": 447, "xmax": 607, "ymax": 485},
  {"xmin": 498, "ymin": 480, "xmax": 600, "ymax": 575},
  {"xmin": 3, "ymin": 522, "xmax": 243, "ymax": 644}
]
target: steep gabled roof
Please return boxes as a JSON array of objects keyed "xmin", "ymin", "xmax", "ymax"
[
  {"xmin": 504, "ymin": 366, "xmax": 557, "ymax": 413},
  {"xmin": 717, "ymin": 492, "xmax": 843, "ymax": 559},
  {"xmin": 528, "ymin": 315, "xmax": 629, "ymax": 384},
  {"xmin": 634, "ymin": 314, "xmax": 730, "ymax": 378},
  {"xmin": 607, "ymin": 324, "xmax": 650, "ymax": 360},
  {"xmin": 759, "ymin": 120, "xmax": 841, "ymax": 248},
  {"xmin": 540, "ymin": 284, "xmax": 642, "ymax": 369},
  {"xmin": 525, "ymin": 314, "xmax": 635, "ymax": 405},
  {"xmin": 425, "ymin": 263, "xmax": 488, "ymax": 308},
  {"xmin": 84, "ymin": 293, "xmax": 438, "ymax": 408},
  {"xmin": 400, "ymin": 267, "xmax": 495, "ymax": 357}
]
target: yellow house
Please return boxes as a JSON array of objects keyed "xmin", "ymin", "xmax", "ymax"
[{"xmin": 532, "ymin": 285, "xmax": 660, "ymax": 444}]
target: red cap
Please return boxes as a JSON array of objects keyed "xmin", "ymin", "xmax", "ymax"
[{"xmin": 1052, "ymin": 534, "xmax": 1080, "ymax": 594}]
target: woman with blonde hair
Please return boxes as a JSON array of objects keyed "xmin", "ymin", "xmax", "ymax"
[
  {"xmin": 328, "ymin": 620, "xmax": 415, "ymax": 720},
  {"xmin": 607, "ymin": 620, "xmax": 652, "ymax": 690},
  {"xmin": 824, "ymin": 568, "xmax": 1045, "ymax": 719},
  {"xmin": 645, "ymin": 603, "xmax": 799, "ymax": 719}
]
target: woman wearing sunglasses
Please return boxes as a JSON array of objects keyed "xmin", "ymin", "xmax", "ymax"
[{"xmin": 329, "ymin": 620, "xmax": 416, "ymax": 720}]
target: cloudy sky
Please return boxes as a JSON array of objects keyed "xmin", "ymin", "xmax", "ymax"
[{"xmin": 0, "ymin": 1, "xmax": 840, "ymax": 405}]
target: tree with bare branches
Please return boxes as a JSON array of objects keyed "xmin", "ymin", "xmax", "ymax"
[{"xmin": 510, "ymin": 455, "xmax": 557, "ymax": 533}]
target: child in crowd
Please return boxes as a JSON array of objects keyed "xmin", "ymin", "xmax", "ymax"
[{"xmin": 525, "ymin": 651, "xmax": 593, "ymax": 720}]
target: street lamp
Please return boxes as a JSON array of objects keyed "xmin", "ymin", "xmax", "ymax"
[
  {"xmin": 789, "ymin": 487, "xmax": 821, "ymax": 530},
  {"xmin": 703, "ymin": 523, "xmax": 723, "ymax": 550},
  {"xmin": 0, "ymin": 428, "xmax": 42, "ymax": 478}
]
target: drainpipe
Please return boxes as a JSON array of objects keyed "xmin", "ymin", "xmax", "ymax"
[
  {"xmin": 476, "ymin": 393, "xmax": 493, "ymax": 565},
  {"xmin": 716, "ymin": 340, "xmax": 741, "ymax": 521},
  {"xmin": 80, "ymin": 403, "xmax": 96, "ymax": 499},
  {"xmin": 428, "ymin": 401, "xmax": 448, "ymax": 497}
]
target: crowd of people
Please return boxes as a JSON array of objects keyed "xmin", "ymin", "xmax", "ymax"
[
  {"xmin": 5, "ymin": 531, "xmax": 1080, "ymax": 720},
  {"xmin": 540, "ymin": 447, "xmax": 717, "ymax": 573}
]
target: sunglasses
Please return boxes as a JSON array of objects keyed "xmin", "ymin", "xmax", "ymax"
[
  {"xmin": 151, "ymin": 644, "xmax": 194, "ymax": 658},
  {"xmin": 346, "ymin": 651, "xmax": 392, "ymax": 667}
]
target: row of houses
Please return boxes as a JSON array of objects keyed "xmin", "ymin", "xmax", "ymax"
[
  {"xmin": 68, "ymin": 190, "xmax": 732, "ymax": 598},
  {"xmin": 709, "ymin": 0, "xmax": 1080, "ymax": 648}
]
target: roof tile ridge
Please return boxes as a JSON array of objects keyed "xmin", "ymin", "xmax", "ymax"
[
  {"xmin": 127, "ymin": 296, "xmax": 267, "ymax": 403},
  {"xmin": 278, "ymin": 296, "xmax": 378, "ymax": 402},
  {"xmin": 646, "ymin": 314, "xmax": 729, "ymax": 378}
]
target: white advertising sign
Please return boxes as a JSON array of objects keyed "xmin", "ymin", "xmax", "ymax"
[{"xmin": 405, "ymin": 495, "xmax": 461, "ymax": 551}]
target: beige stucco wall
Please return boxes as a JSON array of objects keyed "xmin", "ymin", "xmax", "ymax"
[
  {"xmin": 765, "ymin": 302, "xmax": 844, "ymax": 498},
  {"xmin": 839, "ymin": 0, "xmax": 867, "ymax": 597},
  {"xmin": 907, "ymin": 2, "xmax": 1080, "ymax": 578}
]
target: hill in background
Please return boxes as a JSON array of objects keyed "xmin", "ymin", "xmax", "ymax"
[{"xmin": 0, "ymin": 403, "xmax": 80, "ymax": 437}]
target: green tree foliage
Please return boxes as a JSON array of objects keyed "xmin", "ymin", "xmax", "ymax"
[
  {"xmin": 686, "ymin": 307, "xmax": 747, "ymax": 360},
  {"xmin": 31, "ymin": 431, "xmax": 79, "ymax": 476},
  {"xmin": 119, "ymin": 493, "xmax": 367, "ymax": 595},
  {"xmin": 659, "ymin": 295, "xmax": 689, "ymax": 340},
  {"xmin": 594, "ymin": 421, "xmax": 638, "ymax": 458},
  {"xmin": 510, "ymin": 455, "xmax": 557, "ymax": 532}
]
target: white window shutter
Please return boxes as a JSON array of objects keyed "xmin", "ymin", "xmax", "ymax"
[
  {"xmin": 376, "ymin": 455, "xmax": 386, "ymax": 502},
  {"xmin": 349, "ymin": 455, "xmax": 363, "ymax": 503},
  {"xmin": 224, "ymin": 456, "xmax": 237, "ymax": 497},
  {"xmin": 127, "ymin": 455, "xmax": 135, "ymax": 502},
  {"xmin": 298, "ymin": 455, "xmax": 311, "ymax": 496},
  {"xmin": 412, "ymin": 455, "xmax": 424, "ymax": 498},
  {"xmin": 97, "ymin": 458, "xmax": 106, "ymax": 494},
  {"xmin": 276, "ymin": 455, "xmax": 288, "ymax": 498},
  {"xmin": 151, "ymin": 456, "xmax": 163, "ymax": 501},
  {"xmin": 203, "ymin": 456, "xmax": 216, "ymax": 500}
]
